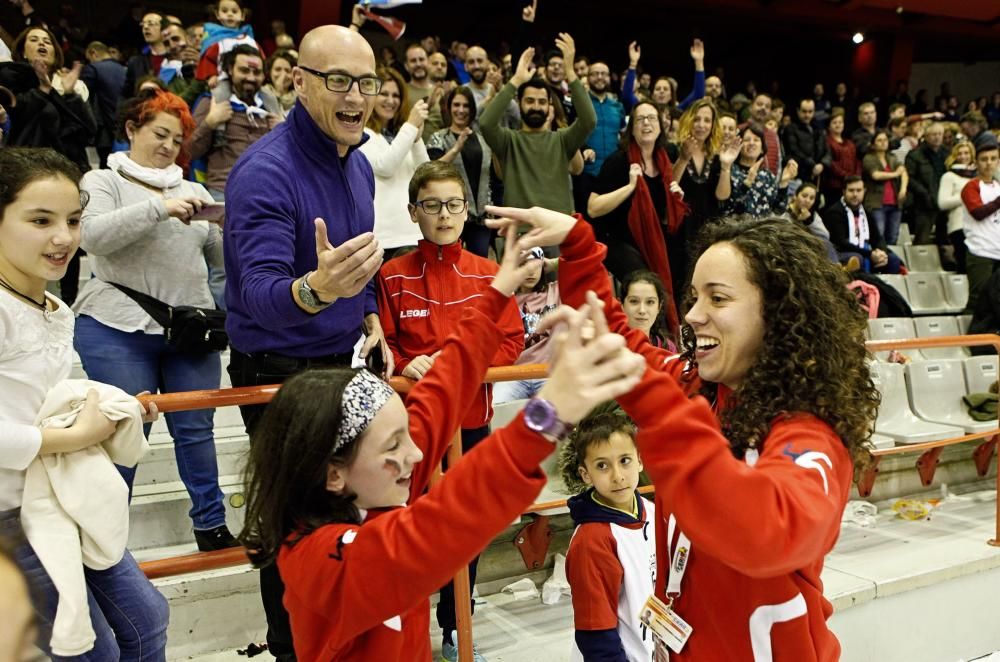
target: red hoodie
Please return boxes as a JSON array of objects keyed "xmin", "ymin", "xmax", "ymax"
[
  {"xmin": 378, "ymin": 240, "xmax": 524, "ymax": 429},
  {"xmin": 559, "ymin": 219, "xmax": 852, "ymax": 661},
  {"xmin": 277, "ymin": 288, "xmax": 553, "ymax": 661}
]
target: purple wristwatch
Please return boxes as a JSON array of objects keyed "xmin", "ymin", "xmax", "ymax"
[{"xmin": 523, "ymin": 397, "xmax": 572, "ymax": 442}]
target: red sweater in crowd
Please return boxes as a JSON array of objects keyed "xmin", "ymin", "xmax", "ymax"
[
  {"xmin": 277, "ymin": 288, "xmax": 553, "ymax": 662},
  {"xmin": 559, "ymin": 219, "xmax": 852, "ymax": 661},
  {"xmin": 377, "ymin": 240, "xmax": 524, "ymax": 429}
]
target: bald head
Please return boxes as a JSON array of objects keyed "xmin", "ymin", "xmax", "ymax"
[
  {"xmin": 464, "ymin": 45, "xmax": 488, "ymax": 85},
  {"xmin": 298, "ymin": 25, "xmax": 375, "ymax": 71}
]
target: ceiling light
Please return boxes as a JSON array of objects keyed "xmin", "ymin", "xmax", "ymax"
[{"xmin": 852, "ymin": 32, "xmax": 865, "ymax": 44}]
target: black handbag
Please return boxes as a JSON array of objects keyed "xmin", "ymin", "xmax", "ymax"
[{"xmin": 110, "ymin": 282, "xmax": 228, "ymax": 353}]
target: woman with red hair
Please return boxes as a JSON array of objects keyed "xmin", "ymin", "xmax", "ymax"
[{"xmin": 72, "ymin": 89, "xmax": 237, "ymax": 552}]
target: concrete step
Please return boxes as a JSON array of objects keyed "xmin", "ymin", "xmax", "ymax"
[{"xmin": 129, "ymin": 474, "xmax": 247, "ymax": 551}]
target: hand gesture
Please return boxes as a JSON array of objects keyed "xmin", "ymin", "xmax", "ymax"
[
  {"xmin": 554, "ymin": 33, "xmax": 576, "ymax": 68},
  {"xmin": 486, "ymin": 66, "xmax": 503, "ymax": 91},
  {"xmin": 583, "ymin": 148, "xmax": 596, "ymax": 163},
  {"xmin": 534, "ymin": 293, "xmax": 646, "ymax": 424},
  {"xmin": 491, "ymin": 225, "xmax": 547, "ymax": 296},
  {"xmin": 164, "ymin": 196, "xmax": 206, "ymax": 224},
  {"xmin": 205, "ymin": 97, "xmax": 234, "ymax": 129},
  {"xmin": 690, "ymin": 38, "xmax": 705, "ymax": 64},
  {"xmin": 71, "ymin": 390, "xmax": 117, "ymax": 449},
  {"xmin": 485, "ymin": 204, "xmax": 577, "ymax": 251},
  {"xmin": 61, "ymin": 61, "xmax": 83, "ymax": 94},
  {"xmin": 31, "ymin": 57, "xmax": 52, "ymax": 90},
  {"xmin": 351, "ymin": 3, "xmax": 367, "ymax": 27},
  {"xmin": 360, "ymin": 314, "xmax": 395, "ymax": 378},
  {"xmin": 454, "ymin": 126, "xmax": 473, "ymax": 146},
  {"xmin": 628, "ymin": 162, "xmax": 643, "ymax": 187},
  {"xmin": 402, "ymin": 354, "xmax": 437, "ymax": 380},
  {"xmin": 407, "ymin": 99, "xmax": 429, "ymax": 130},
  {"xmin": 511, "ymin": 47, "xmax": 536, "ymax": 86},
  {"xmin": 522, "ymin": 0, "xmax": 537, "ymax": 23},
  {"xmin": 135, "ymin": 391, "xmax": 160, "ymax": 425},
  {"xmin": 310, "ymin": 219, "xmax": 384, "ymax": 301},
  {"xmin": 680, "ymin": 135, "xmax": 699, "ymax": 159},
  {"xmin": 811, "ymin": 163, "xmax": 824, "ymax": 177},
  {"xmin": 781, "ymin": 158, "xmax": 799, "ymax": 185},
  {"xmin": 628, "ymin": 41, "xmax": 641, "ymax": 67},
  {"xmin": 719, "ymin": 137, "xmax": 742, "ymax": 167},
  {"xmin": 669, "ymin": 180, "xmax": 684, "ymax": 198},
  {"xmin": 180, "ymin": 45, "xmax": 201, "ymax": 65}
]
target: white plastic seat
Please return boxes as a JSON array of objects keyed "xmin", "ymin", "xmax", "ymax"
[
  {"xmin": 964, "ymin": 356, "xmax": 999, "ymax": 395},
  {"xmin": 867, "ymin": 317, "xmax": 921, "ymax": 361},
  {"xmin": 870, "ymin": 433, "xmax": 895, "ymax": 450},
  {"xmin": 905, "ymin": 359, "xmax": 996, "ymax": 433},
  {"xmin": 903, "ymin": 244, "xmax": 944, "ymax": 272},
  {"xmin": 870, "ymin": 362, "xmax": 963, "ymax": 443},
  {"xmin": 906, "ymin": 273, "xmax": 949, "ymax": 315},
  {"xmin": 957, "ymin": 314, "xmax": 973, "ymax": 335},
  {"xmin": 887, "ymin": 244, "xmax": 902, "ymax": 258},
  {"xmin": 942, "ymin": 274, "xmax": 970, "ymax": 312},
  {"xmin": 912, "ymin": 316, "xmax": 968, "ymax": 359},
  {"xmin": 896, "ymin": 223, "xmax": 913, "ymax": 245},
  {"xmin": 877, "ymin": 274, "xmax": 912, "ymax": 307}
]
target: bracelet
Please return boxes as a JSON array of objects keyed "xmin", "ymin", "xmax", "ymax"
[{"xmin": 351, "ymin": 22, "xmax": 363, "ymax": 28}]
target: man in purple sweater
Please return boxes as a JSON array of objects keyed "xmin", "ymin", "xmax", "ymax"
[{"xmin": 222, "ymin": 24, "xmax": 389, "ymax": 660}]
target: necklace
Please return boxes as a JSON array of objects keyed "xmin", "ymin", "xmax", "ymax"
[{"xmin": 0, "ymin": 276, "xmax": 50, "ymax": 320}]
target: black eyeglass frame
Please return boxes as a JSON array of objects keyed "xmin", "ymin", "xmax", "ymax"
[
  {"xmin": 412, "ymin": 198, "xmax": 469, "ymax": 215},
  {"xmin": 298, "ymin": 66, "xmax": 383, "ymax": 95}
]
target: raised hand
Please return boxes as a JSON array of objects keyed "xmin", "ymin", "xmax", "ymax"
[
  {"xmin": 491, "ymin": 225, "xmax": 545, "ymax": 296},
  {"xmin": 454, "ymin": 126, "xmax": 473, "ymax": 147},
  {"xmin": 680, "ymin": 135, "xmax": 699, "ymax": 159},
  {"xmin": 61, "ymin": 61, "xmax": 83, "ymax": 94},
  {"xmin": 511, "ymin": 47, "xmax": 536, "ymax": 87},
  {"xmin": 690, "ymin": 38, "xmax": 705, "ymax": 64},
  {"xmin": 309, "ymin": 219, "xmax": 384, "ymax": 302},
  {"xmin": 205, "ymin": 97, "xmax": 234, "ymax": 129},
  {"xmin": 407, "ymin": 99, "xmax": 429, "ymax": 130},
  {"xmin": 628, "ymin": 41, "xmax": 641, "ymax": 68},
  {"xmin": 522, "ymin": 0, "xmax": 537, "ymax": 22},
  {"xmin": 719, "ymin": 137, "xmax": 743, "ymax": 167},
  {"xmin": 779, "ymin": 159, "xmax": 799, "ymax": 187},
  {"xmin": 485, "ymin": 204, "xmax": 577, "ymax": 250},
  {"xmin": 31, "ymin": 57, "xmax": 52, "ymax": 91},
  {"xmin": 554, "ymin": 33, "xmax": 576, "ymax": 70},
  {"xmin": 351, "ymin": 3, "xmax": 367, "ymax": 28}
]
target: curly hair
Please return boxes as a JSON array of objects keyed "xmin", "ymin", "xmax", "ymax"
[
  {"xmin": 558, "ymin": 402, "xmax": 637, "ymax": 494},
  {"xmin": 678, "ymin": 216, "xmax": 879, "ymax": 470},
  {"xmin": 675, "ymin": 98, "xmax": 723, "ymax": 157}
]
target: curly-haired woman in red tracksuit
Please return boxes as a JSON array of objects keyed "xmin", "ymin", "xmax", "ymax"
[
  {"xmin": 238, "ymin": 229, "xmax": 647, "ymax": 662},
  {"xmin": 486, "ymin": 204, "xmax": 878, "ymax": 661}
]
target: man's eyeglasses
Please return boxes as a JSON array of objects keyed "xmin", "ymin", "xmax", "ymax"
[
  {"xmin": 413, "ymin": 198, "xmax": 468, "ymax": 215},
  {"xmin": 299, "ymin": 67, "xmax": 382, "ymax": 96}
]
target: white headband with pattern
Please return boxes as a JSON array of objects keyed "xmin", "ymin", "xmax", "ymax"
[{"xmin": 334, "ymin": 370, "xmax": 396, "ymax": 452}]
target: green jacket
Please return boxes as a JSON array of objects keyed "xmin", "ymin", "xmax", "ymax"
[{"xmin": 905, "ymin": 142, "xmax": 946, "ymax": 211}]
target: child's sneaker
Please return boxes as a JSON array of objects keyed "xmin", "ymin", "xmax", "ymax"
[{"xmin": 441, "ymin": 630, "xmax": 487, "ymax": 662}]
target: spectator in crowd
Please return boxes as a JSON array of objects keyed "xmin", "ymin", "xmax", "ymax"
[
  {"xmin": 187, "ymin": 45, "xmax": 278, "ymax": 200},
  {"xmin": 852, "ymin": 101, "xmax": 878, "ymax": 157},
  {"xmin": 938, "ymin": 140, "xmax": 976, "ymax": 273},
  {"xmin": 985, "ymin": 92, "xmax": 1000, "ymax": 129},
  {"xmin": 0, "ymin": 146, "xmax": 169, "ymax": 661},
  {"xmin": 122, "ymin": 11, "xmax": 167, "ymax": 97},
  {"xmin": 704, "ymin": 74, "xmax": 727, "ymax": 111},
  {"xmin": 187, "ymin": 21, "xmax": 206, "ymax": 51},
  {"xmin": 360, "ymin": 67, "xmax": 430, "ymax": 254},
  {"xmin": 832, "ymin": 82, "xmax": 854, "ymax": 125},
  {"xmin": 893, "ymin": 116, "xmax": 923, "ymax": 163},
  {"xmin": 960, "ymin": 142, "xmax": 1000, "ymax": 311},
  {"xmin": 961, "ymin": 110, "xmax": 992, "ymax": 151},
  {"xmin": 378, "ymin": 44, "xmax": 405, "ymax": 78},
  {"xmin": 783, "ymin": 97, "xmax": 830, "ymax": 186},
  {"xmin": 781, "ymin": 181, "xmax": 840, "ymax": 262},
  {"xmin": 263, "ymin": 49, "xmax": 297, "ymax": 114},
  {"xmin": 583, "ymin": 42, "xmax": 638, "ymax": 177},
  {"xmin": 492, "ymin": 246, "xmax": 560, "ymax": 404},
  {"xmin": 449, "ymin": 40, "xmax": 469, "ymax": 82},
  {"xmin": 671, "ymin": 97, "xmax": 725, "ymax": 286},
  {"xmin": 824, "ymin": 107, "xmax": 860, "ymax": 206},
  {"xmin": 742, "ymin": 93, "xmax": 783, "ymax": 176},
  {"xmin": 72, "ymin": 90, "xmax": 236, "ymax": 551},
  {"xmin": 224, "ymin": 26, "xmax": 391, "ymax": 656},
  {"xmin": 886, "ymin": 115, "xmax": 907, "ymax": 154},
  {"xmin": 196, "ymin": 0, "xmax": 260, "ymax": 91},
  {"xmin": 862, "ymin": 129, "xmax": 908, "ymax": 244},
  {"xmin": 462, "ymin": 45, "xmax": 492, "ymax": 112},
  {"xmin": 719, "ymin": 123, "xmax": 797, "ymax": 219},
  {"xmin": 588, "ymin": 102, "xmax": 686, "ymax": 331},
  {"xmin": 648, "ymin": 39, "xmax": 705, "ymax": 116},
  {"xmin": 160, "ymin": 22, "xmax": 208, "ymax": 106},
  {"xmin": 82, "ymin": 41, "xmax": 126, "ymax": 167},
  {"xmin": 718, "ymin": 112, "xmax": 737, "ymax": 144},
  {"xmin": 377, "ymin": 162, "xmax": 524, "ymax": 660},
  {"xmin": 813, "ymin": 82, "xmax": 832, "ymax": 128},
  {"xmin": 544, "ymin": 47, "xmax": 574, "ymax": 121},
  {"xmin": 620, "ymin": 269, "xmax": 673, "ymax": 349},
  {"xmin": 822, "ymin": 175, "xmax": 902, "ymax": 273},
  {"xmin": 427, "ymin": 86, "xmax": 494, "ymax": 257},
  {"xmin": 906, "ymin": 122, "xmax": 946, "ymax": 245},
  {"xmin": 404, "ymin": 42, "xmax": 433, "ymax": 103},
  {"xmin": 480, "ymin": 40, "xmax": 596, "ymax": 222},
  {"xmin": 573, "ymin": 55, "xmax": 589, "ymax": 82}
]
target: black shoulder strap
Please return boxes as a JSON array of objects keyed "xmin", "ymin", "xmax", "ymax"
[{"xmin": 109, "ymin": 282, "xmax": 173, "ymax": 328}]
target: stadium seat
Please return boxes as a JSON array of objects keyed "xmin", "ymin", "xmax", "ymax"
[
  {"xmin": 867, "ymin": 317, "xmax": 921, "ymax": 361},
  {"xmin": 887, "ymin": 244, "xmax": 902, "ymax": 258},
  {"xmin": 870, "ymin": 433, "xmax": 895, "ymax": 450},
  {"xmin": 912, "ymin": 316, "xmax": 969, "ymax": 359},
  {"xmin": 896, "ymin": 223, "xmax": 913, "ymax": 245},
  {"xmin": 877, "ymin": 274, "xmax": 912, "ymax": 308},
  {"xmin": 957, "ymin": 314, "xmax": 973, "ymax": 334},
  {"xmin": 906, "ymin": 273, "xmax": 950, "ymax": 315},
  {"xmin": 963, "ymin": 356, "xmax": 999, "ymax": 395},
  {"xmin": 942, "ymin": 274, "xmax": 970, "ymax": 312},
  {"xmin": 869, "ymin": 361, "xmax": 963, "ymax": 443},
  {"xmin": 903, "ymin": 245, "xmax": 945, "ymax": 272},
  {"xmin": 906, "ymin": 359, "xmax": 997, "ymax": 433}
]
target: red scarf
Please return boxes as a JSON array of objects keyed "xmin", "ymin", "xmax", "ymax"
[{"xmin": 626, "ymin": 142, "xmax": 689, "ymax": 335}]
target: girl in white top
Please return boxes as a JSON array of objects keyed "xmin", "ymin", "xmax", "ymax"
[
  {"xmin": 0, "ymin": 147, "xmax": 167, "ymax": 660},
  {"xmin": 359, "ymin": 67, "xmax": 430, "ymax": 252},
  {"xmin": 937, "ymin": 141, "xmax": 976, "ymax": 274}
]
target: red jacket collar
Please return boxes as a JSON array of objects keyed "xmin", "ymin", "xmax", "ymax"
[{"xmin": 417, "ymin": 239, "xmax": 463, "ymax": 265}]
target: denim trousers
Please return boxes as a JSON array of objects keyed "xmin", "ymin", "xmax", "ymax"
[
  {"xmin": 492, "ymin": 378, "xmax": 546, "ymax": 404},
  {"xmin": 0, "ymin": 508, "xmax": 169, "ymax": 661},
  {"xmin": 871, "ymin": 205, "xmax": 902, "ymax": 245},
  {"xmin": 73, "ymin": 314, "xmax": 227, "ymax": 530}
]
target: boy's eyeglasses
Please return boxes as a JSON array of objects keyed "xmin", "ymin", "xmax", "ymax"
[
  {"xmin": 413, "ymin": 198, "xmax": 468, "ymax": 214},
  {"xmin": 298, "ymin": 67, "xmax": 382, "ymax": 96}
]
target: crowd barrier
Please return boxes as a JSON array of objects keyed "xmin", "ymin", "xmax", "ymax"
[{"xmin": 135, "ymin": 335, "xmax": 1000, "ymax": 662}]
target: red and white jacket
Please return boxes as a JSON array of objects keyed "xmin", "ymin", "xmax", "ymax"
[
  {"xmin": 378, "ymin": 240, "xmax": 524, "ymax": 429},
  {"xmin": 559, "ymin": 219, "xmax": 852, "ymax": 662},
  {"xmin": 961, "ymin": 177, "xmax": 1000, "ymax": 261},
  {"xmin": 277, "ymin": 288, "xmax": 553, "ymax": 662}
]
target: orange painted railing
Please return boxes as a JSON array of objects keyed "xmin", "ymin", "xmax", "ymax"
[{"xmin": 134, "ymin": 335, "xmax": 1000, "ymax": 660}]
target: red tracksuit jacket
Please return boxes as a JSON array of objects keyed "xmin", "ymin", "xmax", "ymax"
[
  {"xmin": 277, "ymin": 288, "xmax": 553, "ymax": 661},
  {"xmin": 377, "ymin": 240, "xmax": 524, "ymax": 429},
  {"xmin": 560, "ymin": 219, "xmax": 852, "ymax": 662}
]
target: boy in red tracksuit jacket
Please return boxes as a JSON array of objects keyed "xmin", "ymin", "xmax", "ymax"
[
  {"xmin": 557, "ymin": 217, "xmax": 852, "ymax": 661},
  {"xmin": 376, "ymin": 161, "xmax": 523, "ymax": 656}
]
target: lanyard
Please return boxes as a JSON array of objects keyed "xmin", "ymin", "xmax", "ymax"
[{"xmin": 665, "ymin": 515, "xmax": 691, "ymax": 599}]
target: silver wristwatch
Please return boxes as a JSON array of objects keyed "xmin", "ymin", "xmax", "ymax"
[{"xmin": 298, "ymin": 271, "xmax": 331, "ymax": 309}]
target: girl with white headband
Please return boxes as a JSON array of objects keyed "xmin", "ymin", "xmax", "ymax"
[{"xmin": 239, "ymin": 228, "xmax": 647, "ymax": 661}]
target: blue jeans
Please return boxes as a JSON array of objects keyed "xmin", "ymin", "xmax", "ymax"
[
  {"xmin": 1, "ymin": 508, "xmax": 169, "ymax": 661},
  {"xmin": 492, "ymin": 378, "xmax": 545, "ymax": 404},
  {"xmin": 871, "ymin": 206, "xmax": 902, "ymax": 245},
  {"xmin": 74, "ymin": 315, "xmax": 227, "ymax": 530}
]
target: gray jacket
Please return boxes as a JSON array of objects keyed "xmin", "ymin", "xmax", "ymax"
[{"xmin": 427, "ymin": 128, "xmax": 492, "ymax": 221}]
